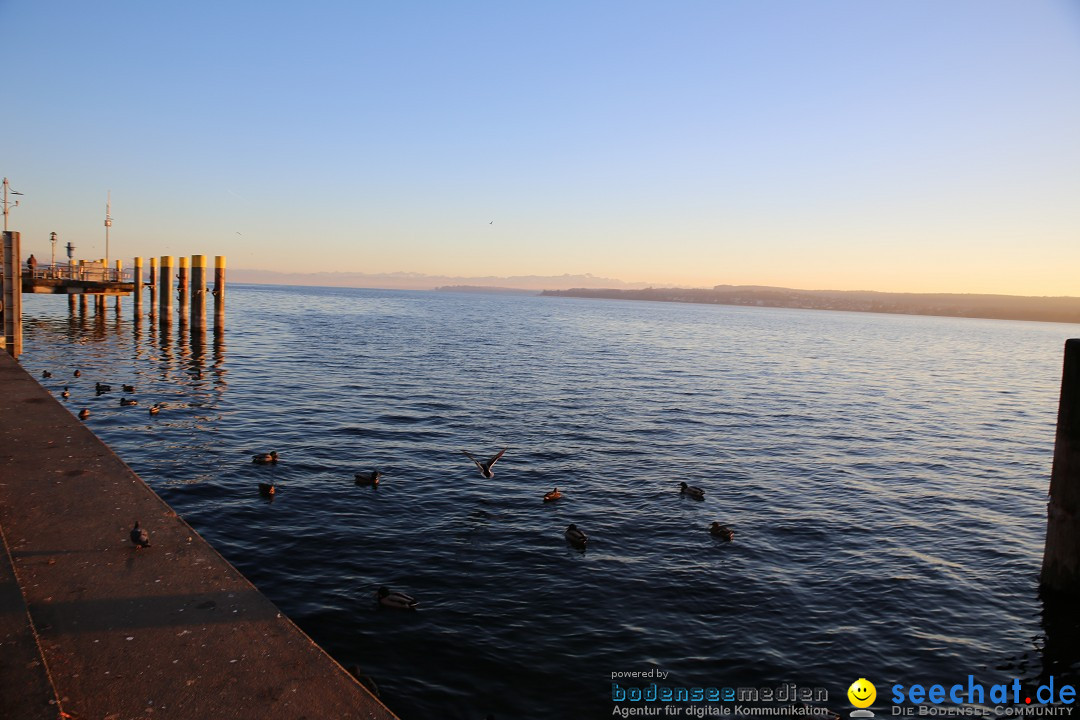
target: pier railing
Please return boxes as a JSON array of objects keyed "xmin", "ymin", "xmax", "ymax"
[{"xmin": 29, "ymin": 263, "xmax": 133, "ymax": 283}]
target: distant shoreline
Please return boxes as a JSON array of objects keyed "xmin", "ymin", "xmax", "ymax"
[{"xmin": 540, "ymin": 286, "xmax": 1080, "ymax": 325}]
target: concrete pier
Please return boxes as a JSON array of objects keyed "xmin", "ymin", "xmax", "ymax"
[{"xmin": 0, "ymin": 353, "xmax": 398, "ymax": 719}]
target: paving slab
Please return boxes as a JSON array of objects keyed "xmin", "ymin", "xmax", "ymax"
[{"xmin": 0, "ymin": 350, "xmax": 399, "ymax": 720}]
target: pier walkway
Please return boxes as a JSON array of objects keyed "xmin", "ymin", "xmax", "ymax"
[{"xmin": 0, "ymin": 351, "xmax": 398, "ymax": 719}]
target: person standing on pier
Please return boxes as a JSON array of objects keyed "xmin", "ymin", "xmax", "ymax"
[{"xmin": 26, "ymin": 254, "xmax": 37, "ymax": 275}]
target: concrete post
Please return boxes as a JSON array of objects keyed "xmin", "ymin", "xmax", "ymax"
[
  {"xmin": 191, "ymin": 255, "xmax": 207, "ymax": 329},
  {"xmin": 1042, "ymin": 339, "xmax": 1080, "ymax": 594},
  {"xmin": 2, "ymin": 231, "xmax": 22, "ymax": 357},
  {"xmin": 213, "ymin": 255, "xmax": 226, "ymax": 327},
  {"xmin": 159, "ymin": 256, "xmax": 174, "ymax": 324}
]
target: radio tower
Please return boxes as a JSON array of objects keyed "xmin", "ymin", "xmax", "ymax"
[{"xmin": 104, "ymin": 191, "xmax": 113, "ymax": 273}]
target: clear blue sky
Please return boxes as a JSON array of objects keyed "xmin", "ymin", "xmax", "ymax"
[{"xmin": 4, "ymin": 0, "xmax": 1079, "ymax": 294}]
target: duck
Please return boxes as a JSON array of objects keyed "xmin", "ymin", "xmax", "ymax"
[
  {"xmin": 258, "ymin": 482, "xmax": 276, "ymax": 497},
  {"xmin": 119, "ymin": 397, "xmax": 138, "ymax": 407},
  {"xmin": 543, "ymin": 487, "xmax": 562, "ymax": 502},
  {"xmin": 122, "ymin": 384, "xmax": 135, "ymax": 393},
  {"xmin": 148, "ymin": 404, "xmax": 161, "ymax": 415},
  {"xmin": 252, "ymin": 451, "xmax": 279, "ymax": 465},
  {"xmin": 95, "ymin": 382, "xmax": 112, "ymax": 393},
  {"xmin": 462, "ymin": 448, "xmax": 506, "ymax": 478},
  {"xmin": 42, "ymin": 370, "xmax": 52, "ymax": 378},
  {"xmin": 130, "ymin": 521, "xmax": 151, "ymax": 548},
  {"xmin": 73, "ymin": 369, "xmax": 81, "ymax": 378},
  {"xmin": 375, "ymin": 586, "xmax": 417, "ymax": 610},
  {"xmin": 679, "ymin": 481, "xmax": 705, "ymax": 500},
  {"xmin": 709, "ymin": 522, "xmax": 734, "ymax": 541},
  {"xmin": 61, "ymin": 387, "xmax": 70, "ymax": 399},
  {"xmin": 354, "ymin": 470, "xmax": 382, "ymax": 486},
  {"xmin": 78, "ymin": 409, "xmax": 90, "ymax": 420},
  {"xmin": 565, "ymin": 523, "xmax": 588, "ymax": 547}
]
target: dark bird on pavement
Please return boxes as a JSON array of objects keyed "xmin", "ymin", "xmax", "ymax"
[{"xmin": 130, "ymin": 521, "xmax": 150, "ymax": 548}]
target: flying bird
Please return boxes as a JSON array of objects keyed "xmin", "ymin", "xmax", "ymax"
[{"xmin": 462, "ymin": 448, "xmax": 506, "ymax": 478}]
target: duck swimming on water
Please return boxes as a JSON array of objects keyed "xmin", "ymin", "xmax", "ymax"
[
  {"xmin": 78, "ymin": 409, "xmax": 90, "ymax": 420},
  {"xmin": 679, "ymin": 482, "xmax": 705, "ymax": 500},
  {"xmin": 354, "ymin": 470, "xmax": 382, "ymax": 486},
  {"xmin": 543, "ymin": 488, "xmax": 562, "ymax": 502},
  {"xmin": 258, "ymin": 482, "xmax": 276, "ymax": 497},
  {"xmin": 253, "ymin": 451, "xmax": 279, "ymax": 464},
  {"xmin": 375, "ymin": 586, "xmax": 417, "ymax": 610},
  {"xmin": 709, "ymin": 522, "xmax": 734, "ymax": 541},
  {"xmin": 565, "ymin": 523, "xmax": 588, "ymax": 547},
  {"xmin": 61, "ymin": 387, "xmax": 70, "ymax": 398},
  {"xmin": 120, "ymin": 397, "xmax": 138, "ymax": 406}
]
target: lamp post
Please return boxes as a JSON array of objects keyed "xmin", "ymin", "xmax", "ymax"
[
  {"xmin": 2, "ymin": 177, "xmax": 23, "ymax": 232},
  {"xmin": 50, "ymin": 232, "xmax": 57, "ymax": 267}
]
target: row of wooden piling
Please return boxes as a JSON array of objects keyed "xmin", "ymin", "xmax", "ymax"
[{"xmin": 63, "ymin": 255, "xmax": 226, "ymax": 326}]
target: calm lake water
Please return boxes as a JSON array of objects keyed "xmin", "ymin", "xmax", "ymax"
[{"xmin": 17, "ymin": 285, "xmax": 1080, "ymax": 719}]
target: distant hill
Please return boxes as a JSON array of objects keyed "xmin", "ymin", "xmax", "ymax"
[
  {"xmin": 228, "ymin": 269, "xmax": 652, "ymax": 291},
  {"xmin": 541, "ymin": 285, "xmax": 1080, "ymax": 324}
]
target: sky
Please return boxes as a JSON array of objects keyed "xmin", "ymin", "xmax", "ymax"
[{"xmin": 3, "ymin": 0, "xmax": 1079, "ymax": 295}]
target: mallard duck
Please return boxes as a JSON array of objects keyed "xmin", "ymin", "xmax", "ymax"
[
  {"xmin": 95, "ymin": 382, "xmax": 111, "ymax": 393},
  {"xmin": 462, "ymin": 448, "xmax": 506, "ymax": 478},
  {"xmin": 543, "ymin": 487, "xmax": 562, "ymax": 502},
  {"xmin": 679, "ymin": 482, "xmax": 705, "ymax": 500},
  {"xmin": 122, "ymin": 384, "xmax": 135, "ymax": 393},
  {"xmin": 119, "ymin": 397, "xmax": 138, "ymax": 406},
  {"xmin": 73, "ymin": 369, "xmax": 81, "ymax": 378},
  {"xmin": 258, "ymin": 482, "xmax": 276, "ymax": 497},
  {"xmin": 42, "ymin": 370, "xmax": 52, "ymax": 378},
  {"xmin": 78, "ymin": 408, "xmax": 90, "ymax": 420},
  {"xmin": 148, "ymin": 404, "xmax": 161, "ymax": 415},
  {"xmin": 130, "ymin": 521, "xmax": 150, "ymax": 548},
  {"xmin": 709, "ymin": 522, "xmax": 734, "ymax": 541},
  {"xmin": 375, "ymin": 586, "xmax": 417, "ymax": 610},
  {"xmin": 565, "ymin": 523, "xmax": 588, "ymax": 547},
  {"xmin": 252, "ymin": 451, "xmax": 279, "ymax": 464},
  {"xmin": 61, "ymin": 387, "xmax": 70, "ymax": 399},
  {"xmin": 354, "ymin": 470, "xmax": 382, "ymax": 486}
]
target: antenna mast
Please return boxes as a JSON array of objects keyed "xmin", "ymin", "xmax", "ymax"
[{"xmin": 104, "ymin": 191, "xmax": 112, "ymax": 271}]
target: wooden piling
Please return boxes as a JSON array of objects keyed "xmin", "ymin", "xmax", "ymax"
[
  {"xmin": 78, "ymin": 294, "xmax": 87, "ymax": 313},
  {"xmin": 133, "ymin": 257, "xmax": 143, "ymax": 314},
  {"xmin": 148, "ymin": 257, "xmax": 158, "ymax": 313},
  {"xmin": 1042, "ymin": 339, "xmax": 1080, "ymax": 594},
  {"xmin": 213, "ymin": 255, "xmax": 226, "ymax": 326},
  {"xmin": 159, "ymin": 255, "xmax": 174, "ymax": 323},
  {"xmin": 1, "ymin": 231, "xmax": 22, "ymax": 357},
  {"xmin": 177, "ymin": 256, "xmax": 189, "ymax": 317},
  {"xmin": 68, "ymin": 294, "xmax": 76, "ymax": 313},
  {"xmin": 191, "ymin": 255, "xmax": 207, "ymax": 329}
]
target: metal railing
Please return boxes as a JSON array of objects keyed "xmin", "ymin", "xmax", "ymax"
[{"xmin": 26, "ymin": 263, "xmax": 133, "ymax": 283}]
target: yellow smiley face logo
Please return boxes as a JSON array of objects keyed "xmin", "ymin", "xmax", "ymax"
[{"xmin": 848, "ymin": 678, "xmax": 876, "ymax": 708}]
